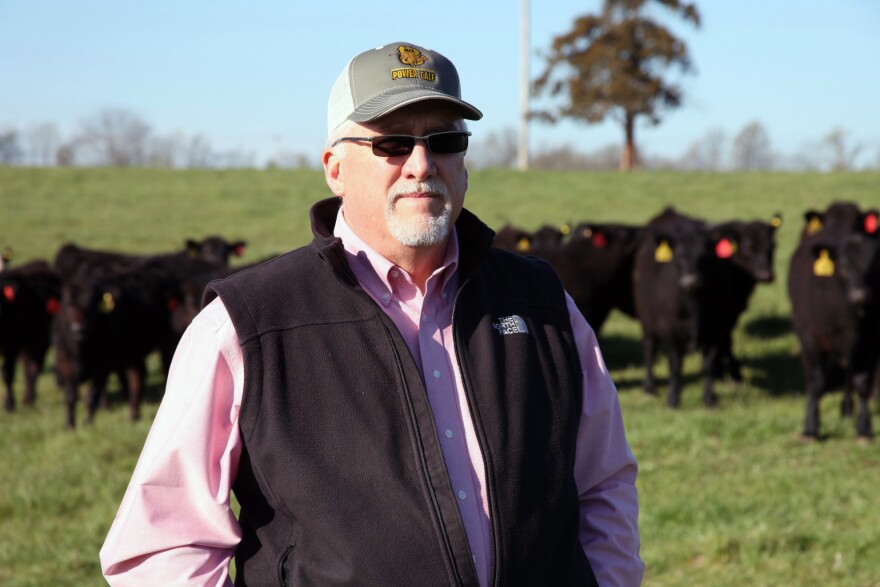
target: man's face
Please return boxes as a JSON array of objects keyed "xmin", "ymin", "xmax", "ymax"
[{"xmin": 324, "ymin": 102, "xmax": 469, "ymax": 253}]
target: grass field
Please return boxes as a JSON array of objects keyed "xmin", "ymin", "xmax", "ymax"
[{"xmin": 1, "ymin": 166, "xmax": 879, "ymax": 586}]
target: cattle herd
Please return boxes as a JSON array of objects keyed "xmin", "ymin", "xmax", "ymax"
[{"xmin": 1, "ymin": 201, "xmax": 878, "ymax": 441}]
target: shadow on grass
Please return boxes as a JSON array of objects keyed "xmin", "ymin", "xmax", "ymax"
[
  {"xmin": 744, "ymin": 315, "xmax": 793, "ymax": 339},
  {"xmin": 745, "ymin": 350, "xmax": 803, "ymax": 397}
]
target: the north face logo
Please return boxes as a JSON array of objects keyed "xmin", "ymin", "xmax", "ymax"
[{"xmin": 492, "ymin": 315, "xmax": 529, "ymax": 335}]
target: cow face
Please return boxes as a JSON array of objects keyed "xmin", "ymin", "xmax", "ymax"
[
  {"xmin": 712, "ymin": 219, "xmax": 779, "ymax": 283},
  {"xmin": 808, "ymin": 234, "xmax": 879, "ymax": 307},
  {"xmin": 186, "ymin": 237, "xmax": 248, "ymax": 266}
]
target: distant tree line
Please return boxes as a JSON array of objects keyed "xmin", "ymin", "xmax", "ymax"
[
  {"xmin": 467, "ymin": 122, "xmax": 880, "ymax": 172},
  {"xmin": 1, "ymin": 108, "xmax": 875, "ymax": 172},
  {"xmin": 0, "ymin": 108, "xmax": 292, "ymax": 169}
]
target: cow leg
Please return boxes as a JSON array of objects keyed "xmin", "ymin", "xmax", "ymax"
[
  {"xmin": 642, "ymin": 336, "xmax": 657, "ymax": 396},
  {"xmin": 802, "ymin": 363, "xmax": 825, "ymax": 440},
  {"xmin": 853, "ymin": 371, "xmax": 873, "ymax": 439},
  {"xmin": 2, "ymin": 354, "xmax": 15, "ymax": 412},
  {"xmin": 21, "ymin": 350, "xmax": 41, "ymax": 407},
  {"xmin": 721, "ymin": 331, "xmax": 742, "ymax": 382},
  {"xmin": 701, "ymin": 347, "xmax": 719, "ymax": 408},
  {"xmin": 126, "ymin": 364, "xmax": 145, "ymax": 422},
  {"xmin": 667, "ymin": 344, "xmax": 684, "ymax": 409},
  {"xmin": 86, "ymin": 371, "xmax": 109, "ymax": 425}
]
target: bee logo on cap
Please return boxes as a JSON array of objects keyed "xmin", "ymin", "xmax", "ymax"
[{"xmin": 398, "ymin": 46, "xmax": 428, "ymax": 67}]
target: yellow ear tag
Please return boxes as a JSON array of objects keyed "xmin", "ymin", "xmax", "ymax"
[
  {"xmin": 560, "ymin": 224, "xmax": 571, "ymax": 236},
  {"xmin": 100, "ymin": 292, "xmax": 116, "ymax": 313},
  {"xmin": 806, "ymin": 217, "xmax": 823, "ymax": 236},
  {"xmin": 813, "ymin": 249, "xmax": 835, "ymax": 277},
  {"xmin": 770, "ymin": 216, "xmax": 783, "ymax": 228},
  {"xmin": 655, "ymin": 240, "xmax": 673, "ymax": 263},
  {"xmin": 516, "ymin": 237, "xmax": 531, "ymax": 252}
]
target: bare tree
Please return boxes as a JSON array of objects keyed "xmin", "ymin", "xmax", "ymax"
[
  {"xmin": 73, "ymin": 108, "xmax": 153, "ymax": 166},
  {"xmin": 821, "ymin": 127, "xmax": 863, "ymax": 171},
  {"xmin": 533, "ymin": 0, "xmax": 701, "ymax": 170},
  {"xmin": 679, "ymin": 127, "xmax": 725, "ymax": 170},
  {"xmin": 468, "ymin": 128, "xmax": 519, "ymax": 170},
  {"xmin": 23, "ymin": 123, "xmax": 61, "ymax": 166},
  {"xmin": 731, "ymin": 121, "xmax": 773, "ymax": 170},
  {"xmin": 0, "ymin": 129, "xmax": 22, "ymax": 164}
]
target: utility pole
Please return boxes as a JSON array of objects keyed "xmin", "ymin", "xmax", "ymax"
[{"xmin": 518, "ymin": 0, "xmax": 530, "ymax": 171}]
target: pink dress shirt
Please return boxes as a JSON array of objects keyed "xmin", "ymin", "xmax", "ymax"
[{"xmin": 100, "ymin": 209, "xmax": 643, "ymax": 586}]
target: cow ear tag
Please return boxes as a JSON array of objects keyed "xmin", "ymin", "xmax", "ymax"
[
  {"xmin": 560, "ymin": 224, "xmax": 571, "ymax": 236},
  {"xmin": 865, "ymin": 213, "xmax": 878, "ymax": 234},
  {"xmin": 516, "ymin": 237, "xmax": 531, "ymax": 252},
  {"xmin": 655, "ymin": 240, "xmax": 673, "ymax": 263},
  {"xmin": 770, "ymin": 215, "xmax": 783, "ymax": 228},
  {"xmin": 3, "ymin": 285, "xmax": 14, "ymax": 302},
  {"xmin": 46, "ymin": 297, "xmax": 60, "ymax": 315},
  {"xmin": 592, "ymin": 231, "xmax": 608, "ymax": 248},
  {"xmin": 813, "ymin": 249, "xmax": 835, "ymax": 277},
  {"xmin": 806, "ymin": 217, "xmax": 823, "ymax": 236},
  {"xmin": 99, "ymin": 292, "xmax": 116, "ymax": 313},
  {"xmin": 715, "ymin": 238, "xmax": 737, "ymax": 259}
]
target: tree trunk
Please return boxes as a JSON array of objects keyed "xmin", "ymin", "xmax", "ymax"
[{"xmin": 620, "ymin": 113, "xmax": 637, "ymax": 171}]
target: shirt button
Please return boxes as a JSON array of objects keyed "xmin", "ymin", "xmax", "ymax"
[
  {"xmin": 390, "ymin": 269, "xmax": 399, "ymax": 279},
  {"xmin": 381, "ymin": 292, "xmax": 390, "ymax": 302},
  {"xmin": 432, "ymin": 370, "xmax": 441, "ymax": 379},
  {"xmin": 458, "ymin": 490, "xmax": 467, "ymax": 500},
  {"xmin": 442, "ymin": 292, "xmax": 449, "ymax": 301},
  {"xmin": 445, "ymin": 429, "xmax": 453, "ymax": 439}
]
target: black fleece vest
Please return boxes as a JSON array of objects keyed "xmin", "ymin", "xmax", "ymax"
[{"xmin": 206, "ymin": 199, "xmax": 598, "ymax": 587}]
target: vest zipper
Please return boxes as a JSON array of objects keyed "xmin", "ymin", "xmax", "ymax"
[
  {"xmin": 381, "ymin": 317, "xmax": 467, "ymax": 587},
  {"xmin": 450, "ymin": 277, "xmax": 499, "ymax": 587}
]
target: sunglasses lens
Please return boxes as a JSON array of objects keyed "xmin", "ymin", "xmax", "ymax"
[
  {"xmin": 428, "ymin": 132, "xmax": 469, "ymax": 154},
  {"xmin": 371, "ymin": 136, "xmax": 416, "ymax": 157}
]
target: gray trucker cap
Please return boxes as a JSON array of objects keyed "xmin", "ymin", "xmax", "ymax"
[{"xmin": 327, "ymin": 42, "xmax": 483, "ymax": 132}]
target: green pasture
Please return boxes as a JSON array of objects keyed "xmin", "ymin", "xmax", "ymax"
[{"xmin": 1, "ymin": 166, "xmax": 879, "ymax": 586}]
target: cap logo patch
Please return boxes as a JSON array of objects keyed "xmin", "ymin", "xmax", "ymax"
[{"xmin": 392, "ymin": 46, "xmax": 436, "ymax": 82}]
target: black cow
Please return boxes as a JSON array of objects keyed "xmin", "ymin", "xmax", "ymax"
[
  {"xmin": 788, "ymin": 208, "xmax": 880, "ymax": 440},
  {"xmin": 493, "ymin": 223, "xmax": 569, "ymax": 253},
  {"xmin": 698, "ymin": 215, "xmax": 782, "ymax": 382},
  {"xmin": 632, "ymin": 208, "xmax": 712, "ymax": 408},
  {"xmin": 567, "ymin": 221, "xmax": 643, "ymax": 324},
  {"xmin": 54, "ymin": 236, "xmax": 246, "ymax": 282},
  {"xmin": 799, "ymin": 201, "xmax": 877, "ymax": 242},
  {"xmin": 53, "ymin": 260, "xmax": 183, "ymax": 428},
  {"xmin": 0, "ymin": 261, "xmax": 61, "ymax": 411}
]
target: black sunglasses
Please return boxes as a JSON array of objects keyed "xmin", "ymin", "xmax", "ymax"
[{"xmin": 331, "ymin": 131, "xmax": 471, "ymax": 157}]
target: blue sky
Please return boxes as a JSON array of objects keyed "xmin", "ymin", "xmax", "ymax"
[{"xmin": 2, "ymin": 0, "xmax": 878, "ymax": 166}]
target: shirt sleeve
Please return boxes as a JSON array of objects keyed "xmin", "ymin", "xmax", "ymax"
[
  {"xmin": 100, "ymin": 297, "xmax": 244, "ymax": 586},
  {"xmin": 567, "ymin": 293, "xmax": 645, "ymax": 587}
]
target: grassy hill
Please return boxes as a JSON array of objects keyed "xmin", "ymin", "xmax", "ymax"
[{"xmin": 1, "ymin": 166, "xmax": 879, "ymax": 586}]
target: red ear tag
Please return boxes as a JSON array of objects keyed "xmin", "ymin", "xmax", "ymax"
[
  {"xmin": 592, "ymin": 232, "xmax": 607, "ymax": 248},
  {"xmin": 715, "ymin": 238, "xmax": 734, "ymax": 259},
  {"xmin": 46, "ymin": 297, "xmax": 60, "ymax": 315},
  {"xmin": 233, "ymin": 246, "xmax": 245, "ymax": 257},
  {"xmin": 167, "ymin": 297, "xmax": 179, "ymax": 312},
  {"xmin": 3, "ymin": 285, "xmax": 14, "ymax": 302},
  {"xmin": 865, "ymin": 214, "xmax": 878, "ymax": 234}
]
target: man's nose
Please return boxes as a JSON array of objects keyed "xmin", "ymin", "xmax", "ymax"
[{"xmin": 402, "ymin": 140, "xmax": 437, "ymax": 179}]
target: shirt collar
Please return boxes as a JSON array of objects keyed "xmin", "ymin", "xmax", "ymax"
[{"xmin": 333, "ymin": 206, "xmax": 460, "ymax": 306}]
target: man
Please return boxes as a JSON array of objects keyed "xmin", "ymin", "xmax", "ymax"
[{"xmin": 100, "ymin": 41, "xmax": 643, "ymax": 586}]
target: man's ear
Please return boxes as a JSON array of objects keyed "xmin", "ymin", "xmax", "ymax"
[{"xmin": 323, "ymin": 149, "xmax": 344, "ymax": 196}]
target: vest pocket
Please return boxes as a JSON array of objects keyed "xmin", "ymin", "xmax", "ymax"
[{"xmin": 277, "ymin": 544, "xmax": 295, "ymax": 586}]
